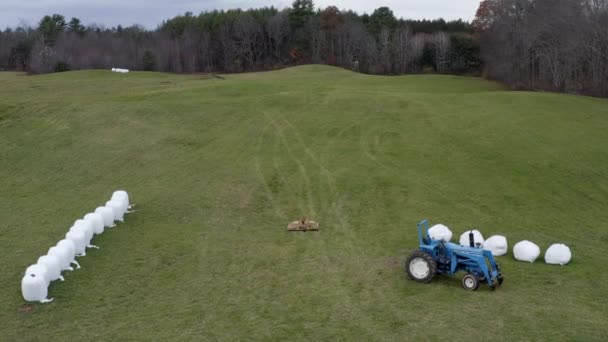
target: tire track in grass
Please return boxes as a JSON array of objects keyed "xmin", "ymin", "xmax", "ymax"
[
  {"xmin": 360, "ymin": 123, "xmax": 392, "ymax": 171},
  {"xmin": 274, "ymin": 112, "xmax": 364, "ymax": 249},
  {"xmin": 262, "ymin": 110, "xmax": 316, "ymax": 218},
  {"xmin": 269, "ymin": 111, "xmax": 410, "ymax": 334},
  {"xmin": 278, "ymin": 109, "xmax": 451, "ymax": 330},
  {"xmin": 317, "ymin": 120, "xmax": 358, "ymax": 211},
  {"xmin": 270, "ymin": 133, "xmax": 308, "ymax": 216},
  {"xmin": 253, "ymin": 122, "xmax": 284, "ymax": 219},
  {"xmin": 262, "ymin": 110, "xmax": 389, "ymax": 336}
]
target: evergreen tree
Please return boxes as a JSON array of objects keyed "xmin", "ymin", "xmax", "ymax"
[{"xmin": 289, "ymin": 0, "xmax": 314, "ymax": 29}]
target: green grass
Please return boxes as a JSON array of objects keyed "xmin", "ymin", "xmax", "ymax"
[{"xmin": 1, "ymin": 65, "xmax": 608, "ymax": 340}]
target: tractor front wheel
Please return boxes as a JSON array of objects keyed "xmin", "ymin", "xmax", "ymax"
[
  {"xmin": 462, "ymin": 273, "xmax": 480, "ymax": 291},
  {"xmin": 405, "ymin": 251, "xmax": 437, "ymax": 283}
]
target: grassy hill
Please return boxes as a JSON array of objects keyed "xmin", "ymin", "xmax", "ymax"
[{"xmin": 1, "ymin": 65, "xmax": 607, "ymax": 340}]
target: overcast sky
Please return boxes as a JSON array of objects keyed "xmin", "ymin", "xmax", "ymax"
[{"xmin": 1, "ymin": 0, "xmax": 480, "ymax": 29}]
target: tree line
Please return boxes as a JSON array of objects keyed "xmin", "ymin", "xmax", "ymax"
[
  {"xmin": 0, "ymin": 1, "xmax": 479, "ymax": 76},
  {"xmin": 474, "ymin": 0, "xmax": 608, "ymax": 97},
  {"xmin": 1, "ymin": 0, "xmax": 607, "ymax": 97}
]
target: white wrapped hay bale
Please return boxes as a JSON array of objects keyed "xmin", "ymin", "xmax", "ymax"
[
  {"xmin": 112, "ymin": 190, "xmax": 130, "ymax": 211},
  {"xmin": 84, "ymin": 212, "xmax": 105, "ymax": 235},
  {"xmin": 95, "ymin": 206, "xmax": 115, "ymax": 227},
  {"xmin": 71, "ymin": 219, "xmax": 100, "ymax": 249},
  {"xmin": 48, "ymin": 246, "xmax": 74, "ymax": 271},
  {"xmin": 21, "ymin": 273, "xmax": 53, "ymax": 303},
  {"xmin": 428, "ymin": 224, "xmax": 452, "ymax": 242},
  {"xmin": 111, "ymin": 68, "xmax": 116, "ymax": 72},
  {"xmin": 545, "ymin": 244, "xmax": 572, "ymax": 265},
  {"xmin": 106, "ymin": 199, "xmax": 125, "ymax": 221},
  {"xmin": 37, "ymin": 255, "xmax": 64, "ymax": 282},
  {"xmin": 483, "ymin": 235, "xmax": 508, "ymax": 256},
  {"xmin": 25, "ymin": 264, "xmax": 50, "ymax": 286},
  {"xmin": 459, "ymin": 230, "xmax": 484, "ymax": 247},
  {"xmin": 71, "ymin": 219, "xmax": 94, "ymax": 243},
  {"xmin": 57, "ymin": 239, "xmax": 80, "ymax": 269},
  {"xmin": 66, "ymin": 230, "xmax": 87, "ymax": 256},
  {"xmin": 513, "ymin": 240, "xmax": 541, "ymax": 262}
]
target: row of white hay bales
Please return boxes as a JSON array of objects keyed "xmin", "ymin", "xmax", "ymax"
[
  {"xmin": 111, "ymin": 68, "xmax": 129, "ymax": 73},
  {"xmin": 21, "ymin": 191, "xmax": 134, "ymax": 303},
  {"xmin": 427, "ymin": 224, "xmax": 572, "ymax": 265}
]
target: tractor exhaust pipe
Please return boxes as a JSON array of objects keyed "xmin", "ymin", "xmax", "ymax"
[{"xmin": 469, "ymin": 231, "xmax": 475, "ymax": 247}]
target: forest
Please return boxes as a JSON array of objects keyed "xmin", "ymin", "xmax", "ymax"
[{"xmin": 1, "ymin": 0, "xmax": 607, "ymax": 97}]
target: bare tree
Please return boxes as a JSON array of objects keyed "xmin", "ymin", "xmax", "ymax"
[
  {"xmin": 433, "ymin": 31, "xmax": 451, "ymax": 73},
  {"xmin": 393, "ymin": 25, "xmax": 413, "ymax": 73},
  {"xmin": 266, "ymin": 11, "xmax": 290, "ymax": 65}
]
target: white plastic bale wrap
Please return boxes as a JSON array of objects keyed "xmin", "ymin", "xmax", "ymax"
[
  {"xmin": 459, "ymin": 230, "xmax": 485, "ymax": 247},
  {"xmin": 84, "ymin": 212, "xmax": 105, "ymax": 234},
  {"xmin": 111, "ymin": 68, "xmax": 116, "ymax": 72},
  {"xmin": 112, "ymin": 190, "xmax": 130, "ymax": 211},
  {"xmin": 483, "ymin": 235, "xmax": 508, "ymax": 256},
  {"xmin": 48, "ymin": 246, "xmax": 73, "ymax": 271},
  {"xmin": 66, "ymin": 230, "xmax": 87, "ymax": 256},
  {"xmin": 428, "ymin": 224, "xmax": 453, "ymax": 242},
  {"xmin": 545, "ymin": 243, "xmax": 572, "ymax": 265},
  {"xmin": 37, "ymin": 255, "xmax": 63, "ymax": 281},
  {"xmin": 112, "ymin": 190, "xmax": 129, "ymax": 203},
  {"xmin": 513, "ymin": 240, "xmax": 541, "ymax": 262},
  {"xmin": 95, "ymin": 206, "xmax": 115, "ymax": 227},
  {"xmin": 25, "ymin": 264, "xmax": 50, "ymax": 286},
  {"xmin": 106, "ymin": 200, "xmax": 125, "ymax": 221},
  {"xmin": 21, "ymin": 273, "xmax": 52, "ymax": 303},
  {"xmin": 57, "ymin": 239, "xmax": 80, "ymax": 269},
  {"xmin": 57, "ymin": 239, "xmax": 76, "ymax": 258},
  {"xmin": 71, "ymin": 219, "xmax": 94, "ymax": 243}
]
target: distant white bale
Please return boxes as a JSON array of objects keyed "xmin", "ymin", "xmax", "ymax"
[
  {"xmin": 71, "ymin": 219, "xmax": 94, "ymax": 243},
  {"xmin": 513, "ymin": 240, "xmax": 541, "ymax": 262},
  {"xmin": 483, "ymin": 235, "xmax": 508, "ymax": 256},
  {"xmin": 428, "ymin": 224, "xmax": 452, "ymax": 242},
  {"xmin": 545, "ymin": 243, "xmax": 572, "ymax": 265},
  {"xmin": 111, "ymin": 68, "xmax": 116, "ymax": 72},
  {"xmin": 21, "ymin": 273, "xmax": 53, "ymax": 303},
  {"xmin": 48, "ymin": 246, "xmax": 73, "ymax": 271},
  {"xmin": 459, "ymin": 230, "xmax": 485, "ymax": 247},
  {"xmin": 25, "ymin": 264, "xmax": 50, "ymax": 286},
  {"xmin": 66, "ymin": 230, "xmax": 87, "ymax": 256},
  {"xmin": 106, "ymin": 200, "xmax": 125, "ymax": 221},
  {"xmin": 84, "ymin": 212, "xmax": 105, "ymax": 235},
  {"xmin": 37, "ymin": 255, "xmax": 63, "ymax": 282},
  {"xmin": 95, "ymin": 206, "xmax": 115, "ymax": 227},
  {"xmin": 57, "ymin": 239, "xmax": 80, "ymax": 269},
  {"xmin": 124, "ymin": 69, "xmax": 129, "ymax": 73}
]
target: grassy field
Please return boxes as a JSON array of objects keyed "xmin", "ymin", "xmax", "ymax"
[{"xmin": 1, "ymin": 65, "xmax": 608, "ymax": 341}]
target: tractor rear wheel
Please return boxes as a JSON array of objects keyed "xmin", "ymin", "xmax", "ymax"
[
  {"xmin": 405, "ymin": 251, "xmax": 437, "ymax": 283},
  {"xmin": 462, "ymin": 273, "xmax": 480, "ymax": 291}
]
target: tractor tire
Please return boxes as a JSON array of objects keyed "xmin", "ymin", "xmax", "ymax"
[
  {"xmin": 405, "ymin": 251, "xmax": 437, "ymax": 283},
  {"xmin": 462, "ymin": 273, "xmax": 480, "ymax": 291}
]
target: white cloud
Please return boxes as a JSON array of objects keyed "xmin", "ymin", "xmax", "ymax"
[{"xmin": 0, "ymin": 0, "xmax": 480, "ymax": 29}]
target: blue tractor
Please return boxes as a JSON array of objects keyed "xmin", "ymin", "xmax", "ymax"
[{"xmin": 405, "ymin": 219, "xmax": 504, "ymax": 291}]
